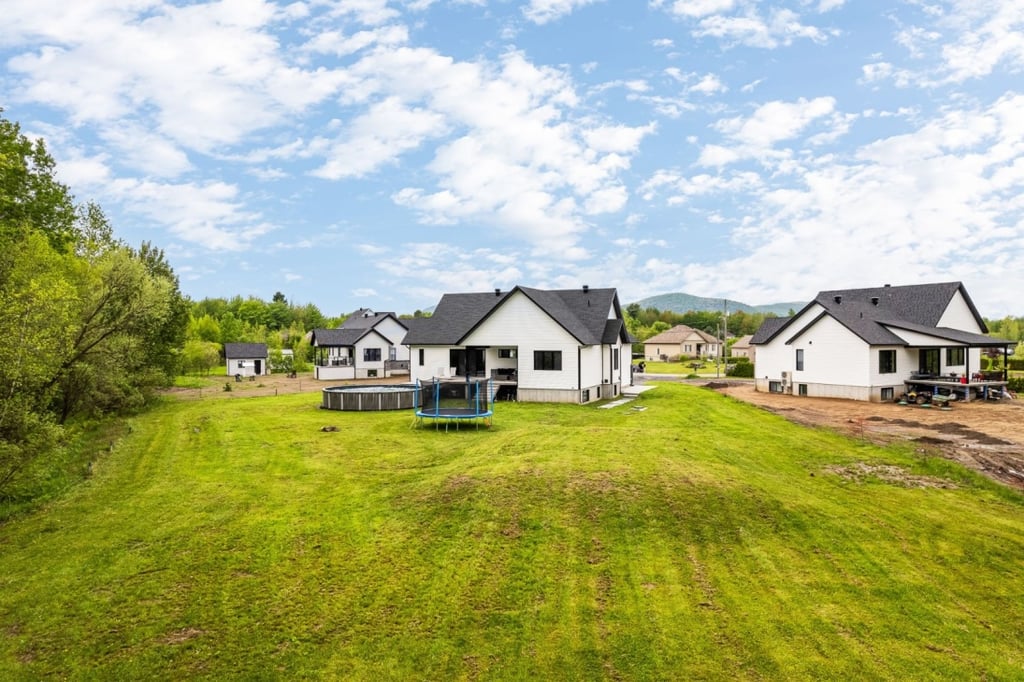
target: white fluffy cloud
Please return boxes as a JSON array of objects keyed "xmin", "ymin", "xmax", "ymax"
[
  {"xmin": 655, "ymin": 1, "xmax": 835, "ymax": 49},
  {"xmin": 522, "ymin": 0, "xmax": 604, "ymax": 25},
  {"xmin": 697, "ymin": 96, "xmax": 837, "ymax": 166},
  {"xmin": 647, "ymin": 94, "xmax": 1024, "ymax": 314}
]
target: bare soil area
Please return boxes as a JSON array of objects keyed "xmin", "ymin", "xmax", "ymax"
[
  {"xmin": 165, "ymin": 373, "xmax": 411, "ymax": 401},
  {"xmin": 709, "ymin": 381, "xmax": 1024, "ymax": 491}
]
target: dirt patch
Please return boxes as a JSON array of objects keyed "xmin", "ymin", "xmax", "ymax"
[
  {"xmin": 823, "ymin": 462, "xmax": 959, "ymax": 489},
  {"xmin": 710, "ymin": 382, "xmax": 1024, "ymax": 491},
  {"xmin": 160, "ymin": 627, "xmax": 204, "ymax": 645},
  {"xmin": 164, "ymin": 372, "xmax": 411, "ymax": 401}
]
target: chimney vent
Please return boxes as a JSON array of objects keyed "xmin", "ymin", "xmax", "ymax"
[
  {"xmin": 871, "ymin": 296, "xmax": 879, "ymax": 306},
  {"xmin": 583, "ymin": 284, "xmax": 589, "ymax": 293},
  {"xmin": 495, "ymin": 288, "xmax": 501, "ymax": 296},
  {"xmin": 833, "ymin": 295, "xmax": 842, "ymax": 304},
  {"xmin": 884, "ymin": 283, "xmax": 891, "ymax": 287}
]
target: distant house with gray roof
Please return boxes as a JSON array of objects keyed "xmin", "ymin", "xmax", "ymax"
[
  {"xmin": 404, "ymin": 286, "xmax": 633, "ymax": 404},
  {"xmin": 310, "ymin": 309, "xmax": 409, "ymax": 381},
  {"xmin": 642, "ymin": 324, "xmax": 722, "ymax": 361},
  {"xmin": 224, "ymin": 342, "xmax": 269, "ymax": 377},
  {"xmin": 751, "ymin": 282, "xmax": 1013, "ymax": 402},
  {"xmin": 730, "ymin": 334, "xmax": 755, "ymax": 360}
]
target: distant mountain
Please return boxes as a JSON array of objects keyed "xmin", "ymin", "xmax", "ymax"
[{"xmin": 630, "ymin": 293, "xmax": 803, "ymax": 317}]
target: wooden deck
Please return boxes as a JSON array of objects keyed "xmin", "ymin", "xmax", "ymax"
[{"xmin": 904, "ymin": 378, "xmax": 1009, "ymax": 403}]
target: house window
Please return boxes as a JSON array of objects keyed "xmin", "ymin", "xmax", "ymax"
[
  {"xmin": 363, "ymin": 348, "xmax": 381, "ymax": 362},
  {"xmin": 367, "ymin": 369, "xmax": 378, "ymax": 378},
  {"xmin": 879, "ymin": 350, "xmax": 896, "ymax": 374},
  {"xmin": 418, "ymin": 349, "xmax": 424, "ymax": 366},
  {"xmin": 534, "ymin": 350, "xmax": 562, "ymax": 371},
  {"xmin": 946, "ymin": 348, "xmax": 965, "ymax": 365},
  {"xmin": 768, "ymin": 381, "xmax": 783, "ymax": 393},
  {"xmin": 614, "ymin": 348, "xmax": 619, "ymax": 370},
  {"xmin": 498, "ymin": 348, "xmax": 516, "ymax": 359},
  {"xmin": 919, "ymin": 349, "xmax": 940, "ymax": 375},
  {"xmin": 798, "ymin": 383, "xmax": 808, "ymax": 396},
  {"xmin": 389, "ymin": 347, "xmax": 397, "ymax": 361},
  {"xmin": 881, "ymin": 387, "xmax": 895, "ymax": 402},
  {"xmin": 796, "ymin": 349, "xmax": 804, "ymax": 371},
  {"xmin": 582, "ymin": 389, "xmax": 590, "ymax": 402},
  {"xmin": 237, "ymin": 360, "xmax": 246, "ymax": 368}
]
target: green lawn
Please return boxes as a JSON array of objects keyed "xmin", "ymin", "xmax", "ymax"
[{"xmin": 1, "ymin": 383, "xmax": 1022, "ymax": 679}]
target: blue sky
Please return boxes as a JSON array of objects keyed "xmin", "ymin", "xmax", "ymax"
[{"xmin": 3, "ymin": 0, "xmax": 1023, "ymax": 317}]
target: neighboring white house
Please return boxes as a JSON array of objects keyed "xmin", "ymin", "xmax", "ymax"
[
  {"xmin": 404, "ymin": 286, "xmax": 634, "ymax": 404},
  {"xmin": 224, "ymin": 342, "xmax": 270, "ymax": 377},
  {"xmin": 643, "ymin": 325, "xmax": 722, "ymax": 361},
  {"xmin": 750, "ymin": 282, "xmax": 1013, "ymax": 402},
  {"xmin": 310, "ymin": 309, "xmax": 409, "ymax": 381}
]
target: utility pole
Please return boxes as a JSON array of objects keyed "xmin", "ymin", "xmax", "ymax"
[{"xmin": 721, "ymin": 299, "xmax": 728, "ymax": 376}]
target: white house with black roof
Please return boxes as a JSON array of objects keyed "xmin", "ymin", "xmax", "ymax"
[
  {"xmin": 224, "ymin": 342, "xmax": 270, "ymax": 378},
  {"xmin": 751, "ymin": 282, "xmax": 1013, "ymax": 402},
  {"xmin": 404, "ymin": 286, "xmax": 633, "ymax": 404},
  {"xmin": 310, "ymin": 309, "xmax": 409, "ymax": 381}
]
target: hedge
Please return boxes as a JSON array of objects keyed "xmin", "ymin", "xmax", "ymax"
[{"xmin": 727, "ymin": 363, "xmax": 755, "ymax": 378}]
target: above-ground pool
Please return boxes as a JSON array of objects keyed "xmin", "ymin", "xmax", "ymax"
[{"xmin": 322, "ymin": 384, "xmax": 417, "ymax": 411}]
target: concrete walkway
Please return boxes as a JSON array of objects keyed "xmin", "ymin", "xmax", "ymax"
[{"xmin": 599, "ymin": 382, "xmax": 657, "ymax": 408}]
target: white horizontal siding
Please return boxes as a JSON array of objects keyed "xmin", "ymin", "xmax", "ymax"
[
  {"xmin": 938, "ymin": 290, "xmax": 983, "ymax": 332},
  {"xmin": 756, "ymin": 306, "xmax": 869, "ymax": 387},
  {"xmin": 463, "ymin": 292, "xmax": 581, "ymax": 391},
  {"xmin": 409, "ymin": 347, "xmax": 456, "ymax": 382}
]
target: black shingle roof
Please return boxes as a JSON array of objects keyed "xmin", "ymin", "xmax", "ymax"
[
  {"xmin": 224, "ymin": 342, "xmax": 268, "ymax": 358},
  {"xmin": 310, "ymin": 328, "xmax": 371, "ymax": 347},
  {"xmin": 750, "ymin": 316, "xmax": 790, "ymax": 345},
  {"xmin": 403, "ymin": 286, "xmax": 626, "ymax": 346},
  {"xmin": 340, "ymin": 310, "xmax": 406, "ymax": 331},
  {"xmin": 752, "ymin": 282, "xmax": 1011, "ymax": 347}
]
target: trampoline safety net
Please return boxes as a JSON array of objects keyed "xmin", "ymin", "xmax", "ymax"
[{"xmin": 416, "ymin": 378, "xmax": 493, "ymax": 418}]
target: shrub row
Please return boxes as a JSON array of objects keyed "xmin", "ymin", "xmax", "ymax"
[{"xmin": 727, "ymin": 363, "xmax": 755, "ymax": 378}]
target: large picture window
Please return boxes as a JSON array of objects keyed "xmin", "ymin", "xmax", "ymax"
[
  {"xmin": 946, "ymin": 347, "xmax": 965, "ymax": 366},
  {"xmin": 534, "ymin": 350, "xmax": 562, "ymax": 371},
  {"xmin": 879, "ymin": 350, "xmax": 896, "ymax": 374},
  {"xmin": 363, "ymin": 348, "xmax": 381, "ymax": 362}
]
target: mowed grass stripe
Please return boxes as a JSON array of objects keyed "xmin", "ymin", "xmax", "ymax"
[{"xmin": 1, "ymin": 382, "xmax": 1022, "ymax": 679}]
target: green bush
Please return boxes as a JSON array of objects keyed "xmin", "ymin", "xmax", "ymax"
[
  {"xmin": 1008, "ymin": 377, "xmax": 1024, "ymax": 393},
  {"xmin": 1009, "ymin": 358, "xmax": 1024, "ymax": 371},
  {"xmin": 727, "ymin": 363, "xmax": 755, "ymax": 378},
  {"xmin": 979, "ymin": 356, "xmax": 991, "ymax": 370}
]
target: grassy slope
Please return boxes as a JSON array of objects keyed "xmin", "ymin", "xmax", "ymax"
[{"xmin": 1, "ymin": 383, "xmax": 1022, "ymax": 680}]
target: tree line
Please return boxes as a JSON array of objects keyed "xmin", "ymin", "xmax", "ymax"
[{"xmin": 1, "ymin": 110, "xmax": 188, "ymax": 497}]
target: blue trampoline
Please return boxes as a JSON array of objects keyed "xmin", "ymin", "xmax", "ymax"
[{"xmin": 414, "ymin": 377, "xmax": 493, "ymax": 430}]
